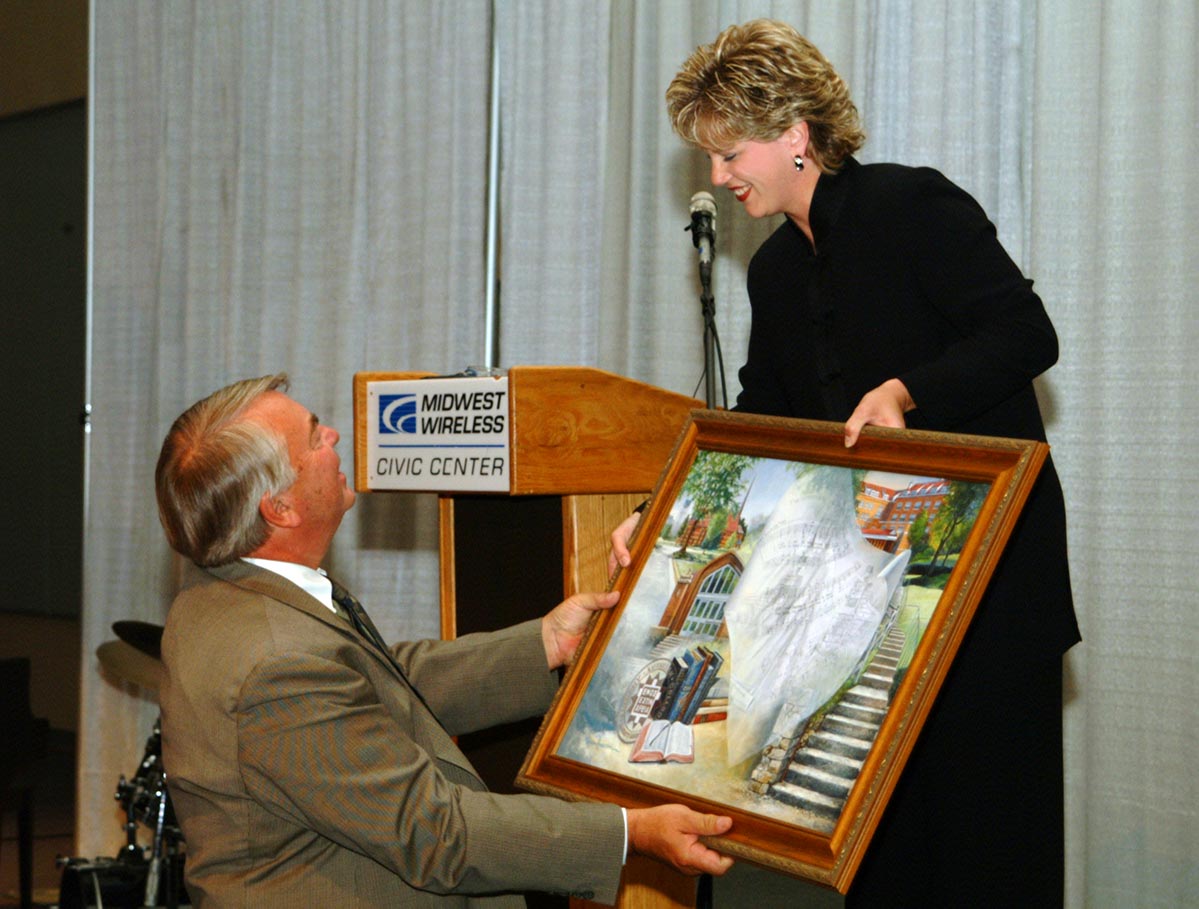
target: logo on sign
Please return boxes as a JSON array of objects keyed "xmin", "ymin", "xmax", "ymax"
[{"xmin": 378, "ymin": 394, "xmax": 417, "ymax": 434}]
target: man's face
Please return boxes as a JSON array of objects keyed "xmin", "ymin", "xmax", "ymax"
[{"xmin": 246, "ymin": 391, "xmax": 356, "ymax": 546}]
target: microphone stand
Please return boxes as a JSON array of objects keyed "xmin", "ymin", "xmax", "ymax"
[{"xmin": 698, "ymin": 259, "xmax": 718, "ymax": 408}]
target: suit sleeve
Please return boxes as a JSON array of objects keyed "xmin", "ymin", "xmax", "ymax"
[
  {"xmin": 389, "ymin": 619, "xmax": 559, "ymax": 736},
  {"xmin": 235, "ymin": 647, "xmax": 625, "ymax": 903},
  {"xmin": 894, "ymin": 169, "xmax": 1059, "ymax": 426}
]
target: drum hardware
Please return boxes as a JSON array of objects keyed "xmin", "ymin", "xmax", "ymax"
[
  {"xmin": 58, "ymin": 719, "xmax": 187, "ymax": 908},
  {"xmin": 116, "ymin": 719, "xmax": 184, "ymax": 907},
  {"xmin": 63, "ymin": 621, "xmax": 187, "ymax": 907}
]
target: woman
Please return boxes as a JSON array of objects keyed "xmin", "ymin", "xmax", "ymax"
[{"xmin": 616, "ymin": 19, "xmax": 1080, "ymax": 906}]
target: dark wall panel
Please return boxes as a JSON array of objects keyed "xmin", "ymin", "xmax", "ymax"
[{"xmin": 0, "ymin": 101, "xmax": 86, "ymax": 617}]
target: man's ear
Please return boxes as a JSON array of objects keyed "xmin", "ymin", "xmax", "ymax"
[{"xmin": 259, "ymin": 491, "xmax": 300, "ymax": 529}]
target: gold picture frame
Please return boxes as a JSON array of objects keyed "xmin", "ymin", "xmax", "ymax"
[{"xmin": 517, "ymin": 410, "xmax": 1047, "ymax": 892}]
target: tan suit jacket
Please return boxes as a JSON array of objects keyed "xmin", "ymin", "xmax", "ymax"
[{"xmin": 160, "ymin": 561, "xmax": 624, "ymax": 907}]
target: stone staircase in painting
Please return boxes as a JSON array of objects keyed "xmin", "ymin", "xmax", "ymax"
[
  {"xmin": 767, "ymin": 626, "xmax": 907, "ymax": 829},
  {"xmin": 648, "ymin": 633, "xmax": 690, "ymax": 659}
]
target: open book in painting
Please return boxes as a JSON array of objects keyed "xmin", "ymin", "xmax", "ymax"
[{"xmin": 628, "ymin": 719, "xmax": 694, "ymax": 764}]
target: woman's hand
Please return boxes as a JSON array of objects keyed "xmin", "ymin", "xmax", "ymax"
[
  {"xmin": 606, "ymin": 509, "xmax": 643, "ymax": 578},
  {"xmin": 542, "ymin": 591, "xmax": 619, "ymax": 669},
  {"xmin": 844, "ymin": 378, "xmax": 915, "ymax": 447}
]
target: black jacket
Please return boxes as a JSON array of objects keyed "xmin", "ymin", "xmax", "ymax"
[
  {"xmin": 734, "ymin": 157, "xmax": 1079, "ymax": 903},
  {"xmin": 737, "ymin": 156, "xmax": 1078, "ymax": 658}
]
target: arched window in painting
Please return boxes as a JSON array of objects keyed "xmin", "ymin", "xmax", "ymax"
[{"xmin": 680, "ymin": 560, "xmax": 741, "ymax": 638}]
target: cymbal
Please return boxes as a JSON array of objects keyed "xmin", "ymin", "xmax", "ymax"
[
  {"xmin": 97, "ymin": 639, "xmax": 164, "ymax": 692},
  {"xmin": 112, "ymin": 620, "xmax": 164, "ymax": 660}
]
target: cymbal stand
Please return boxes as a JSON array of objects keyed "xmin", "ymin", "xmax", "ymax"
[{"xmin": 142, "ymin": 772, "xmax": 184, "ymax": 909}]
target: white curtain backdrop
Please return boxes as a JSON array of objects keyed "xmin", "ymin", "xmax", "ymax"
[
  {"xmin": 83, "ymin": 0, "xmax": 491, "ymax": 854},
  {"xmin": 1032, "ymin": 5, "xmax": 1199, "ymax": 905},
  {"xmin": 86, "ymin": 2, "xmax": 1198, "ymax": 906}
]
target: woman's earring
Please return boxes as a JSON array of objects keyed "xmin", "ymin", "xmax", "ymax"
[{"xmin": 794, "ymin": 155, "xmax": 804, "ymax": 172}]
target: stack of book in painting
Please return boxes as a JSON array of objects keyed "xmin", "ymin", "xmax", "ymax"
[{"xmin": 629, "ymin": 645, "xmax": 724, "ymax": 764}]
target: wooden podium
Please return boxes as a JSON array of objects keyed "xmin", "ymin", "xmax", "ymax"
[{"xmin": 352, "ymin": 366, "xmax": 703, "ymax": 909}]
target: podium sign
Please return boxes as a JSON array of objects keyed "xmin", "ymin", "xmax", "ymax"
[{"xmin": 363, "ymin": 376, "xmax": 510, "ymax": 492}]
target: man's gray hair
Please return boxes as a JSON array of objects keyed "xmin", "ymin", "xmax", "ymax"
[{"xmin": 155, "ymin": 374, "xmax": 297, "ymax": 566}]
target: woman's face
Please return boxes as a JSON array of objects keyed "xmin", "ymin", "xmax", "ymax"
[{"xmin": 705, "ymin": 130, "xmax": 804, "ymax": 219}]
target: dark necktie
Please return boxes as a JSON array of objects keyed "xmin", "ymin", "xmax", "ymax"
[
  {"xmin": 328, "ymin": 579, "xmax": 443, "ymax": 724},
  {"xmin": 330, "ymin": 581, "xmax": 392, "ymax": 656}
]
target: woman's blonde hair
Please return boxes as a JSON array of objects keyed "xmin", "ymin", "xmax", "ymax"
[{"xmin": 666, "ymin": 19, "xmax": 865, "ymax": 171}]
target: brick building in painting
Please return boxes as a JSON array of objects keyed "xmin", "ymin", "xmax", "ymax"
[{"xmin": 857, "ymin": 479, "xmax": 950, "ymax": 553}]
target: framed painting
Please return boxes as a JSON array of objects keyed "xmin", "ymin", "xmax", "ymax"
[{"xmin": 517, "ymin": 410, "xmax": 1048, "ymax": 891}]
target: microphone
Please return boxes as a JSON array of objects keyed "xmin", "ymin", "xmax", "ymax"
[
  {"xmin": 686, "ymin": 191, "xmax": 723, "ymax": 408},
  {"xmin": 688, "ymin": 191, "xmax": 717, "ymax": 273}
]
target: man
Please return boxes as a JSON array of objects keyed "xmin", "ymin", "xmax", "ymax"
[{"xmin": 155, "ymin": 374, "xmax": 733, "ymax": 907}]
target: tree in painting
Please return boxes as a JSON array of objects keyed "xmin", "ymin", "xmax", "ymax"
[{"xmin": 673, "ymin": 451, "xmax": 753, "ymax": 556}]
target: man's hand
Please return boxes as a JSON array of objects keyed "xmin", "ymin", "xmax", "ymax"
[
  {"xmin": 843, "ymin": 378, "xmax": 915, "ymax": 447},
  {"xmin": 626, "ymin": 805, "xmax": 734, "ymax": 876},
  {"xmin": 607, "ymin": 510, "xmax": 643, "ymax": 578},
  {"xmin": 542, "ymin": 591, "xmax": 619, "ymax": 670}
]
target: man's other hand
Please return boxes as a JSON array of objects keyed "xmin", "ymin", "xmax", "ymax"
[{"xmin": 626, "ymin": 804, "xmax": 735, "ymax": 876}]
